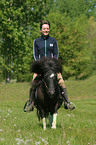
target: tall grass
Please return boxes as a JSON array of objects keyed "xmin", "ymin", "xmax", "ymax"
[{"xmin": 0, "ymin": 75, "xmax": 96, "ymax": 145}]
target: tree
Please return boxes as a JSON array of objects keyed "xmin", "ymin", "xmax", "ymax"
[
  {"xmin": 55, "ymin": 0, "xmax": 96, "ymax": 19},
  {"xmin": 48, "ymin": 12, "xmax": 92, "ymax": 79},
  {"xmin": 46, "ymin": 0, "xmax": 96, "ymax": 79},
  {"xmin": 88, "ymin": 17, "xmax": 96, "ymax": 70},
  {"xmin": 0, "ymin": 0, "xmax": 54, "ymax": 82}
]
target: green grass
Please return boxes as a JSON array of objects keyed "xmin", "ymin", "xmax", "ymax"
[{"xmin": 0, "ymin": 75, "xmax": 96, "ymax": 145}]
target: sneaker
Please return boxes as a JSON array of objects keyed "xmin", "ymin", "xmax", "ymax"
[{"xmin": 64, "ymin": 102, "xmax": 75, "ymax": 110}]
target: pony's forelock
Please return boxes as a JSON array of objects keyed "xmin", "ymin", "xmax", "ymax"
[{"xmin": 31, "ymin": 58, "xmax": 62, "ymax": 75}]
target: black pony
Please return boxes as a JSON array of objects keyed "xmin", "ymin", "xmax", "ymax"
[{"xmin": 31, "ymin": 58, "xmax": 63, "ymax": 130}]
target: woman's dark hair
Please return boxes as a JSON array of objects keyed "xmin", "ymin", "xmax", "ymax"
[{"xmin": 40, "ymin": 20, "xmax": 50, "ymax": 30}]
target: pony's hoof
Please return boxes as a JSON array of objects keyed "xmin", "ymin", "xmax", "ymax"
[
  {"xmin": 43, "ymin": 127, "xmax": 46, "ymax": 131},
  {"xmin": 51, "ymin": 126, "xmax": 56, "ymax": 129}
]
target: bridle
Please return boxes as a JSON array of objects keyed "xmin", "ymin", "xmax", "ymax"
[
  {"xmin": 42, "ymin": 72, "xmax": 57, "ymax": 93},
  {"xmin": 42, "ymin": 78, "xmax": 49, "ymax": 90}
]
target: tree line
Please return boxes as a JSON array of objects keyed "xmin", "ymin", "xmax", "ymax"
[{"xmin": 0, "ymin": 0, "xmax": 96, "ymax": 82}]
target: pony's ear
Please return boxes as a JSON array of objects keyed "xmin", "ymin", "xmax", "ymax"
[{"xmin": 30, "ymin": 61, "xmax": 42, "ymax": 75}]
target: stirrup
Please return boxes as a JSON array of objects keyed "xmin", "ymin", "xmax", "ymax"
[
  {"xmin": 24, "ymin": 99, "xmax": 34, "ymax": 112},
  {"xmin": 23, "ymin": 100, "xmax": 30, "ymax": 110},
  {"xmin": 64, "ymin": 102, "xmax": 75, "ymax": 110},
  {"xmin": 24, "ymin": 101, "xmax": 34, "ymax": 112}
]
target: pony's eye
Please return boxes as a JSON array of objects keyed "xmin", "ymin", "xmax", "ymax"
[{"xmin": 50, "ymin": 73, "xmax": 55, "ymax": 78}]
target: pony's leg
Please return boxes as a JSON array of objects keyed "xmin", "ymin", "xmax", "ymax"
[
  {"xmin": 51, "ymin": 113, "xmax": 58, "ymax": 129},
  {"xmin": 49, "ymin": 114, "xmax": 53, "ymax": 127},
  {"xmin": 42, "ymin": 117, "xmax": 46, "ymax": 130}
]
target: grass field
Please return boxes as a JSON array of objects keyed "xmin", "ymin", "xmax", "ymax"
[{"xmin": 0, "ymin": 74, "xmax": 96, "ymax": 145}]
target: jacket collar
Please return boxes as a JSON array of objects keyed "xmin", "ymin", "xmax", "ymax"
[{"xmin": 41, "ymin": 34, "xmax": 50, "ymax": 40}]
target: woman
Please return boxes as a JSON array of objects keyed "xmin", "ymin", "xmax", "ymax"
[{"xmin": 24, "ymin": 20, "xmax": 75, "ymax": 112}]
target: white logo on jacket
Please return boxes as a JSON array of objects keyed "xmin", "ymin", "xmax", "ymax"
[{"xmin": 50, "ymin": 43, "xmax": 53, "ymax": 47}]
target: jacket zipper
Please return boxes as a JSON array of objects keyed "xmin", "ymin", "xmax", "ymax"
[{"xmin": 45, "ymin": 40, "xmax": 46, "ymax": 57}]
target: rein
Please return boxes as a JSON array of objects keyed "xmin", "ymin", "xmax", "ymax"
[{"xmin": 42, "ymin": 78, "xmax": 49, "ymax": 90}]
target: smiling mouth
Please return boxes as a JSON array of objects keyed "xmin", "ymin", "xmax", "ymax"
[{"xmin": 44, "ymin": 32, "xmax": 49, "ymax": 35}]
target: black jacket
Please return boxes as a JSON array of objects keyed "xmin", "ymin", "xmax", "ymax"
[{"xmin": 33, "ymin": 34, "xmax": 58, "ymax": 60}]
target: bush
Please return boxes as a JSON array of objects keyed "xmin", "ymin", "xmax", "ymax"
[{"xmin": 16, "ymin": 73, "xmax": 33, "ymax": 82}]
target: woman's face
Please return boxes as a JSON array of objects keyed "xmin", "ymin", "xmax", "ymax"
[{"xmin": 41, "ymin": 24, "xmax": 50, "ymax": 36}]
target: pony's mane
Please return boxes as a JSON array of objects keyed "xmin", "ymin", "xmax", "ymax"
[{"xmin": 31, "ymin": 58, "xmax": 62, "ymax": 75}]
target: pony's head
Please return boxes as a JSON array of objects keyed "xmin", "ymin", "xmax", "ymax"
[{"xmin": 43, "ymin": 71, "xmax": 58, "ymax": 97}]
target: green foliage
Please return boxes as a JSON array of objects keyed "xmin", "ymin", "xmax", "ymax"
[
  {"xmin": 0, "ymin": 0, "xmax": 54, "ymax": 82},
  {"xmin": 55, "ymin": 0, "xmax": 96, "ymax": 19},
  {"xmin": 0, "ymin": 0, "xmax": 96, "ymax": 82},
  {"xmin": 0, "ymin": 57, "xmax": 4, "ymax": 82},
  {"xmin": 87, "ymin": 17, "xmax": 96, "ymax": 71},
  {"xmin": 48, "ymin": 12, "xmax": 92, "ymax": 79}
]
